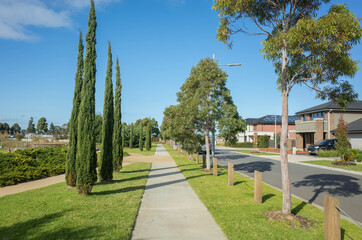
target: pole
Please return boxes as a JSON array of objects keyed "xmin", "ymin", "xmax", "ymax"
[{"xmin": 275, "ymin": 114, "xmax": 277, "ymax": 149}]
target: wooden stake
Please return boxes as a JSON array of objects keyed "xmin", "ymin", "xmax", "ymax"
[
  {"xmin": 196, "ymin": 154, "xmax": 199, "ymax": 164},
  {"xmin": 213, "ymin": 157, "xmax": 217, "ymax": 176},
  {"xmin": 228, "ymin": 162, "xmax": 234, "ymax": 186},
  {"xmin": 254, "ymin": 170, "xmax": 262, "ymax": 203},
  {"xmin": 324, "ymin": 195, "xmax": 341, "ymax": 240}
]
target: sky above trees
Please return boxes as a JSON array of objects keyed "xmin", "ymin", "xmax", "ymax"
[{"xmin": 0, "ymin": 0, "xmax": 362, "ymax": 128}]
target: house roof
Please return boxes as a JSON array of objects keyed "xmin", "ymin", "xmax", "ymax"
[
  {"xmin": 245, "ymin": 115, "xmax": 299, "ymax": 125},
  {"xmin": 331, "ymin": 118, "xmax": 362, "ymax": 134},
  {"xmin": 295, "ymin": 101, "xmax": 362, "ymax": 115}
]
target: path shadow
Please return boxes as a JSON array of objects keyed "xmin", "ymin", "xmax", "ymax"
[
  {"xmin": 262, "ymin": 193, "xmax": 276, "ymax": 203},
  {"xmin": 292, "ymin": 201, "xmax": 308, "ymax": 215},
  {"xmin": 92, "ymin": 185, "xmax": 145, "ymax": 196},
  {"xmin": 234, "ymin": 161, "xmax": 275, "ymax": 173},
  {"xmin": 292, "ymin": 174, "xmax": 362, "ymax": 204}
]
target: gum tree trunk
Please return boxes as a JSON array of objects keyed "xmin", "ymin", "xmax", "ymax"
[{"xmin": 205, "ymin": 129, "xmax": 211, "ymax": 170}]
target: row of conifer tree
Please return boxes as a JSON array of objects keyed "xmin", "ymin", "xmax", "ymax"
[{"xmin": 65, "ymin": 0, "xmax": 123, "ymax": 195}]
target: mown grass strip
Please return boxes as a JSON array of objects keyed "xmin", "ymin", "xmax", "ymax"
[
  {"xmin": 124, "ymin": 143, "xmax": 157, "ymax": 156},
  {"xmin": 302, "ymin": 160, "xmax": 362, "ymax": 172},
  {"xmin": 164, "ymin": 144, "xmax": 361, "ymax": 240},
  {"xmin": 0, "ymin": 162, "xmax": 151, "ymax": 240}
]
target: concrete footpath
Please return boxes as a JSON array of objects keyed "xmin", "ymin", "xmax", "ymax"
[{"xmin": 132, "ymin": 143, "xmax": 227, "ymax": 240}]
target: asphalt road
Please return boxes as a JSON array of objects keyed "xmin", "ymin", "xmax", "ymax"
[{"xmin": 215, "ymin": 149, "xmax": 362, "ymax": 224}]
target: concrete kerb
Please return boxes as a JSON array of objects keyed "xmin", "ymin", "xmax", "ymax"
[{"xmin": 233, "ymin": 151, "xmax": 362, "ymax": 176}]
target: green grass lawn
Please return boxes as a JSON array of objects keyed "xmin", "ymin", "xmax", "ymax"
[
  {"xmin": 237, "ymin": 150, "xmax": 279, "ymax": 156},
  {"xmin": 0, "ymin": 148, "xmax": 8, "ymax": 154},
  {"xmin": 124, "ymin": 143, "xmax": 157, "ymax": 156},
  {"xmin": 302, "ymin": 160, "xmax": 362, "ymax": 172},
  {"xmin": 0, "ymin": 162, "xmax": 151, "ymax": 240},
  {"xmin": 164, "ymin": 144, "xmax": 361, "ymax": 240}
]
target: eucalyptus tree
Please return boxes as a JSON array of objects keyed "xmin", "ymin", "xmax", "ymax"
[
  {"xmin": 213, "ymin": 0, "xmax": 362, "ymax": 214},
  {"xmin": 27, "ymin": 117, "xmax": 35, "ymax": 133},
  {"xmin": 177, "ymin": 57, "xmax": 244, "ymax": 170}
]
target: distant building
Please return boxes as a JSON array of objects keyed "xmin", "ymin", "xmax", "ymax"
[
  {"xmin": 238, "ymin": 115, "xmax": 299, "ymax": 143},
  {"xmin": 295, "ymin": 101, "xmax": 362, "ymax": 150}
]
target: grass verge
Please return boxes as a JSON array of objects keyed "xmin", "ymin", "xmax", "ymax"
[
  {"xmin": 302, "ymin": 160, "xmax": 362, "ymax": 172},
  {"xmin": 124, "ymin": 143, "xmax": 157, "ymax": 156},
  {"xmin": 163, "ymin": 144, "xmax": 361, "ymax": 240},
  {"xmin": 237, "ymin": 150, "xmax": 279, "ymax": 156},
  {"xmin": 0, "ymin": 162, "xmax": 151, "ymax": 240}
]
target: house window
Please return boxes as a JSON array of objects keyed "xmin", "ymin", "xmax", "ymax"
[
  {"xmin": 254, "ymin": 124, "xmax": 257, "ymax": 131},
  {"xmin": 317, "ymin": 112, "xmax": 321, "ymax": 118},
  {"xmin": 303, "ymin": 114, "xmax": 306, "ymax": 121},
  {"xmin": 322, "ymin": 112, "xmax": 325, "ymax": 119}
]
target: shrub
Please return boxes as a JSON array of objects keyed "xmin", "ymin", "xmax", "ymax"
[
  {"xmin": 225, "ymin": 142, "xmax": 255, "ymax": 148},
  {"xmin": 257, "ymin": 135, "xmax": 270, "ymax": 148},
  {"xmin": 351, "ymin": 149, "xmax": 362, "ymax": 162},
  {"xmin": 317, "ymin": 150, "xmax": 339, "ymax": 158},
  {"xmin": 0, "ymin": 146, "xmax": 67, "ymax": 187}
]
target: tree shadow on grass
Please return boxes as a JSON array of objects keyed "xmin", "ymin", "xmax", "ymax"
[
  {"xmin": 292, "ymin": 201, "xmax": 308, "ymax": 215},
  {"xmin": 92, "ymin": 185, "xmax": 146, "ymax": 196},
  {"xmin": 234, "ymin": 180, "xmax": 247, "ymax": 186},
  {"xmin": 262, "ymin": 193, "xmax": 276, "ymax": 203},
  {"xmin": 292, "ymin": 174, "xmax": 362, "ymax": 204},
  {"xmin": 0, "ymin": 210, "xmax": 99, "ymax": 240}
]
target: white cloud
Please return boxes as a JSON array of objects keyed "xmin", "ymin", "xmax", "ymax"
[{"xmin": 0, "ymin": 0, "xmax": 71, "ymax": 40}]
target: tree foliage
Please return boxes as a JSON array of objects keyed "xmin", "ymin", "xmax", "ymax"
[
  {"xmin": 113, "ymin": 58, "xmax": 123, "ymax": 172},
  {"xmin": 139, "ymin": 124, "xmax": 143, "ymax": 151},
  {"xmin": 335, "ymin": 116, "xmax": 351, "ymax": 161},
  {"xmin": 27, "ymin": 117, "xmax": 35, "ymax": 133},
  {"xmin": 10, "ymin": 123, "xmax": 21, "ymax": 134},
  {"xmin": 76, "ymin": 0, "xmax": 97, "ymax": 194},
  {"xmin": 36, "ymin": 117, "xmax": 48, "ymax": 133},
  {"xmin": 66, "ymin": 31, "xmax": 84, "ymax": 187},
  {"xmin": 99, "ymin": 43, "xmax": 114, "ymax": 182}
]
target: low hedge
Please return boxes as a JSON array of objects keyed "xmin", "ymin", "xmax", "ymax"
[
  {"xmin": 225, "ymin": 142, "xmax": 255, "ymax": 148},
  {"xmin": 0, "ymin": 146, "xmax": 67, "ymax": 187}
]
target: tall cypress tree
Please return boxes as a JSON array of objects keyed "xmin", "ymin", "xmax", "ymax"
[
  {"xmin": 148, "ymin": 121, "xmax": 152, "ymax": 150},
  {"xmin": 139, "ymin": 124, "xmax": 143, "ymax": 151},
  {"xmin": 130, "ymin": 123, "xmax": 134, "ymax": 148},
  {"xmin": 99, "ymin": 43, "xmax": 114, "ymax": 181},
  {"xmin": 121, "ymin": 123, "xmax": 125, "ymax": 149},
  {"xmin": 145, "ymin": 121, "xmax": 151, "ymax": 151},
  {"xmin": 113, "ymin": 58, "xmax": 123, "ymax": 172},
  {"xmin": 66, "ymin": 31, "xmax": 84, "ymax": 187},
  {"xmin": 76, "ymin": 0, "xmax": 97, "ymax": 194}
]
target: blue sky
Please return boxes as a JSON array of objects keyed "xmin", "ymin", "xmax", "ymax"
[{"xmin": 0, "ymin": 0, "xmax": 362, "ymax": 129}]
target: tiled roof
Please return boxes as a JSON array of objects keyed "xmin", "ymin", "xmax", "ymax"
[
  {"xmin": 245, "ymin": 115, "xmax": 299, "ymax": 125},
  {"xmin": 331, "ymin": 118, "xmax": 362, "ymax": 134},
  {"xmin": 295, "ymin": 101, "xmax": 362, "ymax": 114}
]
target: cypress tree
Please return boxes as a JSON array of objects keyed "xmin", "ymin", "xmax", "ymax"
[
  {"xmin": 99, "ymin": 43, "xmax": 114, "ymax": 181},
  {"xmin": 139, "ymin": 124, "xmax": 143, "ymax": 151},
  {"xmin": 66, "ymin": 31, "xmax": 84, "ymax": 187},
  {"xmin": 145, "ymin": 121, "xmax": 151, "ymax": 151},
  {"xmin": 148, "ymin": 121, "xmax": 152, "ymax": 149},
  {"xmin": 76, "ymin": 0, "xmax": 97, "ymax": 194},
  {"xmin": 130, "ymin": 123, "xmax": 134, "ymax": 148},
  {"xmin": 113, "ymin": 58, "xmax": 123, "ymax": 172},
  {"xmin": 121, "ymin": 123, "xmax": 125, "ymax": 149}
]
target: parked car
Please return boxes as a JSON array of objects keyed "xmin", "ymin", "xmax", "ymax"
[{"xmin": 307, "ymin": 139, "xmax": 338, "ymax": 155}]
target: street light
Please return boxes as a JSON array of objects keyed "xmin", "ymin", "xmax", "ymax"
[{"xmin": 211, "ymin": 54, "xmax": 241, "ymax": 163}]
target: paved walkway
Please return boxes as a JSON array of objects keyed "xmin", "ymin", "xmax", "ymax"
[{"xmin": 132, "ymin": 143, "xmax": 227, "ymax": 240}]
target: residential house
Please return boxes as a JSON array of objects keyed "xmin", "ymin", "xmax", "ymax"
[
  {"xmin": 295, "ymin": 101, "xmax": 362, "ymax": 150},
  {"xmin": 331, "ymin": 118, "xmax": 362, "ymax": 150},
  {"xmin": 238, "ymin": 115, "xmax": 299, "ymax": 143}
]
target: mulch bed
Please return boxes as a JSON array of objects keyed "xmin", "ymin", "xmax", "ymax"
[
  {"xmin": 332, "ymin": 161, "xmax": 356, "ymax": 166},
  {"xmin": 263, "ymin": 210, "xmax": 315, "ymax": 229}
]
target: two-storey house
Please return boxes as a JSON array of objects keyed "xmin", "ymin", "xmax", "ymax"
[
  {"xmin": 238, "ymin": 115, "xmax": 299, "ymax": 143},
  {"xmin": 295, "ymin": 101, "xmax": 362, "ymax": 150}
]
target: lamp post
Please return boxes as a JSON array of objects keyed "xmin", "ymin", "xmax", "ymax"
[{"xmin": 211, "ymin": 54, "xmax": 241, "ymax": 163}]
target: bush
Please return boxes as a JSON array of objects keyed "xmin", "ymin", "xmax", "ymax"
[
  {"xmin": 257, "ymin": 135, "xmax": 270, "ymax": 148},
  {"xmin": 0, "ymin": 146, "xmax": 67, "ymax": 187},
  {"xmin": 351, "ymin": 149, "xmax": 362, "ymax": 162},
  {"xmin": 225, "ymin": 142, "xmax": 255, "ymax": 148},
  {"xmin": 317, "ymin": 150, "xmax": 339, "ymax": 157}
]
